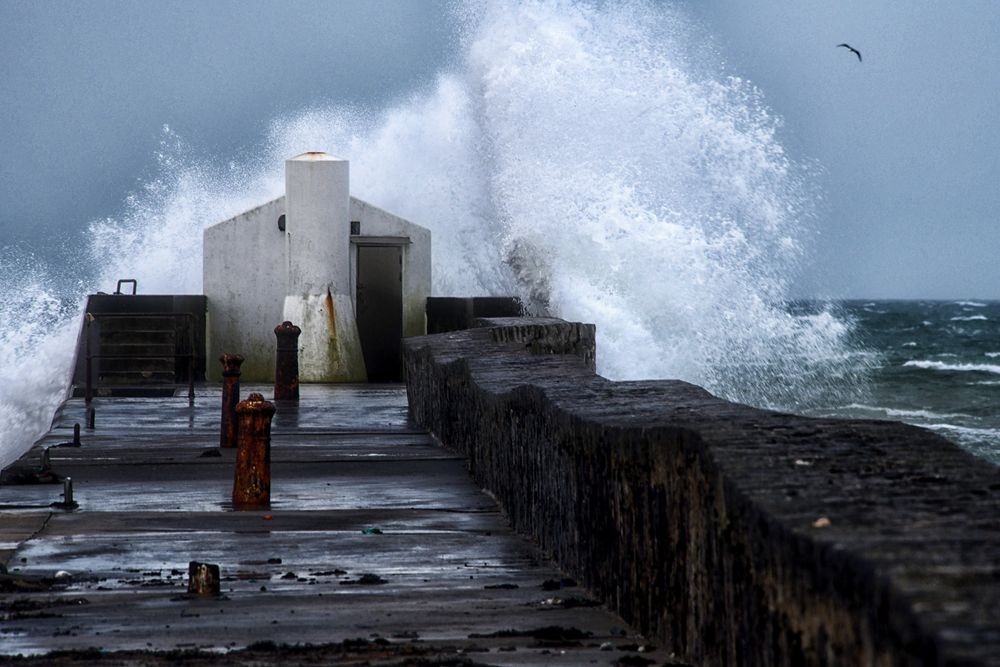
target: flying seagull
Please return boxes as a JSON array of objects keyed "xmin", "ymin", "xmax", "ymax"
[{"xmin": 837, "ymin": 43, "xmax": 862, "ymax": 62}]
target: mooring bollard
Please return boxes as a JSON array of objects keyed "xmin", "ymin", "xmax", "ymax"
[
  {"xmin": 73, "ymin": 423, "xmax": 81, "ymax": 447},
  {"xmin": 219, "ymin": 353, "xmax": 245, "ymax": 449},
  {"xmin": 187, "ymin": 561, "xmax": 221, "ymax": 596},
  {"xmin": 273, "ymin": 321, "xmax": 301, "ymax": 401},
  {"xmin": 53, "ymin": 476, "xmax": 79, "ymax": 510},
  {"xmin": 232, "ymin": 392, "xmax": 275, "ymax": 510},
  {"xmin": 87, "ymin": 408, "xmax": 95, "ymax": 430}
]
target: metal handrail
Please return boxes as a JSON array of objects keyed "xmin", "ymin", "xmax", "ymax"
[{"xmin": 84, "ymin": 312, "xmax": 196, "ymax": 403}]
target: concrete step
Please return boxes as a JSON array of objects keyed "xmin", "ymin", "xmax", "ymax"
[
  {"xmin": 97, "ymin": 316, "xmax": 178, "ymax": 331},
  {"xmin": 97, "ymin": 370, "xmax": 176, "ymax": 385},
  {"xmin": 98, "ymin": 357, "xmax": 176, "ymax": 373},
  {"xmin": 99, "ymin": 329, "xmax": 176, "ymax": 346},
  {"xmin": 100, "ymin": 343, "xmax": 177, "ymax": 358}
]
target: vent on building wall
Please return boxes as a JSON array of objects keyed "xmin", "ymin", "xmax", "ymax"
[
  {"xmin": 350, "ymin": 221, "xmax": 360, "ymax": 235},
  {"xmin": 277, "ymin": 215, "xmax": 286, "ymax": 232}
]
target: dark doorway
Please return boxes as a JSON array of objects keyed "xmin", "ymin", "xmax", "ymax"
[{"xmin": 356, "ymin": 245, "xmax": 403, "ymax": 381}]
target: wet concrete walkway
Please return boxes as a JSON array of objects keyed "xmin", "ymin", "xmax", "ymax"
[{"xmin": 0, "ymin": 385, "xmax": 676, "ymax": 665}]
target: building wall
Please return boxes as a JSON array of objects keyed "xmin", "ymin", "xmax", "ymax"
[
  {"xmin": 281, "ymin": 153, "xmax": 365, "ymax": 382},
  {"xmin": 202, "ymin": 179, "xmax": 432, "ymax": 382},
  {"xmin": 203, "ymin": 196, "xmax": 286, "ymax": 381}
]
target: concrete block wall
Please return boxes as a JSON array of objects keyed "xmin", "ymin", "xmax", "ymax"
[
  {"xmin": 203, "ymin": 196, "xmax": 286, "ymax": 380},
  {"xmin": 403, "ymin": 317, "xmax": 1000, "ymax": 667}
]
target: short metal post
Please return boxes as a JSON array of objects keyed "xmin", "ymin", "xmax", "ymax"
[
  {"xmin": 84, "ymin": 314, "xmax": 94, "ymax": 404},
  {"xmin": 274, "ymin": 321, "xmax": 301, "ymax": 401},
  {"xmin": 232, "ymin": 393, "xmax": 275, "ymax": 510},
  {"xmin": 73, "ymin": 423, "xmax": 81, "ymax": 447},
  {"xmin": 87, "ymin": 407, "xmax": 96, "ymax": 430},
  {"xmin": 219, "ymin": 354, "xmax": 244, "ymax": 449},
  {"xmin": 187, "ymin": 561, "xmax": 220, "ymax": 596},
  {"xmin": 63, "ymin": 477, "xmax": 74, "ymax": 506}
]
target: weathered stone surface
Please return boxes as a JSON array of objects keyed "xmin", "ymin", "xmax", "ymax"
[
  {"xmin": 403, "ymin": 317, "xmax": 1000, "ymax": 667},
  {"xmin": 426, "ymin": 297, "xmax": 524, "ymax": 333}
]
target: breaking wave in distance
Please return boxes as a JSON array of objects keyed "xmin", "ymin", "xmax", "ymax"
[
  {"xmin": 904, "ymin": 360, "xmax": 1000, "ymax": 375},
  {"xmin": 0, "ymin": 0, "xmax": 866, "ymax": 469}
]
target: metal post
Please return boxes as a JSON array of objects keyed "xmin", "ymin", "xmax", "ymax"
[
  {"xmin": 187, "ymin": 561, "xmax": 221, "ymax": 596},
  {"xmin": 87, "ymin": 407, "xmax": 96, "ymax": 430},
  {"xmin": 188, "ymin": 355, "xmax": 195, "ymax": 405},
  {"xmin": 84, "ymin": 314, "xmax": 94, "ymax": 404},
  {"xmin": 187, "ymin": 316, "xmax": 196, "ymax": 404},
  {"xmin": 73, "ymin": 423, "xmax": 81, "ymax": 447},
  {"xmin": 273, "ymin": 321, "xmax": 301, "ymax": 401},
  {"xmin": 219, "ymin": 353, "xmax": 244, "ymax": 449},
  {"xmin": 232, "ymin": 393, "xmax": 276, "ymax": 510}
]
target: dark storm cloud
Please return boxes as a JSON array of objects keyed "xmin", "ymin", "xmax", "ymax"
[
  {"xmin": 2, "ymin": 0, "xmax": 998, "ymax": 298},
  {"xmin": 0, "ymin": 0, "xmax": 453, "ymax": 248}
]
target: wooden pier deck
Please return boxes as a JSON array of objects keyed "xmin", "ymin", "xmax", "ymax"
[{"xmin": 0, "ymin": 384, "xmax": 677, "ymax": 665}]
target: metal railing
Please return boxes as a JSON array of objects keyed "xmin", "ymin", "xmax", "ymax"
[{"xmin": 84, "ymin": 312, "xmax": 196, "ymax": 403}]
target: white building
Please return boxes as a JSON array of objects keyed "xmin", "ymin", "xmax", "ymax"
[{"xmin": 203, "ymin": 152, "xmax": 431, "ymax": 382}]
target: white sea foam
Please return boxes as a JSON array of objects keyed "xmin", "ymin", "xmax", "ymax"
[
  {"xmin": 921, "ymin": 423, "xmax": 1000, "ymax": 439},
  {"xmin": 950, "ymin": 315, "xmax": 988, "ymax": 322},
  {"xmin": 904, "ymin": 360, "xmax": 1000, "ymax": 375},
  {"xmin": 955, "ymin": 301, "xmax": 987, "ymax": 307},
  {"xmin": 0, "ymin": 0, "xmax": 867, "ymax": 467},
  {"xmin": 0, "ymin": 251, "xmax": 80, "ymax": 471},
  {"xmin": 985, "ymin": 352, "xmax": 1000, "ymax": 358},
  {"xmin": 841, "ymin": 403, "xmax": 970, "ymax": 421}
]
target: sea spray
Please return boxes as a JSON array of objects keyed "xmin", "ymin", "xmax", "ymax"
[
  {"xmin": 0, "ymin": 130, "xmax": 282, "ymax": 470},
  {"xmin": 449, "ymin": 1, "xmax": 864, "ymax": 409},
  {"xmin": 0, "ymin": 250, "xmax": 80, "ymax": 470},
  {"xmin": 87, "ymin": 127, "xmax": 285, "ymax": 295},
  {"xmin": 0, "ymin": 0, "xmax": 868, "ymax": 468},
  {"xmin": 271, "ymin": 0, "xmax": 866, "ymax": 408}
]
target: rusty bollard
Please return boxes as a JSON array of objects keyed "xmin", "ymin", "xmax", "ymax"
[
  {"xmin": 232, "ymin": 393, "xmax": 275, "ymax": 510},
  {"xmin": 219, "ymin": 353, "xmax": 245, "ymax": 449},
  {"xmin": 274, "ymin": 321, "xmax": 301, "ymax": 401},
  {"xmin": 187, "ymin": 561, "xmax": 221, "ymax": 596}
]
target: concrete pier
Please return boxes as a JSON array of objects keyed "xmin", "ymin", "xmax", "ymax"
[
  {"xmin": 0, "ymin": 385, "xmax": 675, "ymax": 665},
  {"xmin": 404, "ymin": 318, "xmax": 1000, "ymax": 667}
]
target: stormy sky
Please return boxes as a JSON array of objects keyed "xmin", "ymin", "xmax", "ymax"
[{"xmin": 1, "ymin": 0, "xmax": 997, "ymax": 299}]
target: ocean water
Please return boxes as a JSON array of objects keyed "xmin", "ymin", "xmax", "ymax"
[
  {"xmin": 803, "ymin": 300, "xmax": 1000, "ymax": 465},
  {"xmin": 0, "ymin": 1, "xmax": 996, "ymax": 470}
]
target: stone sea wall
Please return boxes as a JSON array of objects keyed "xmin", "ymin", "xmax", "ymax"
[{"xmin": 402, "ymin": 317, "xmax": 1000, "ymax": 666}]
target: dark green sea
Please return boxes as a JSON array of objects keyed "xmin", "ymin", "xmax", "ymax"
[{"xmin": 805, "ymin": 300, "xmax": 1000, "ymax": 465}]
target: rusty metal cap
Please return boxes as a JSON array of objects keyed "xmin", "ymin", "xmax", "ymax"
[
  {"xmin": 236, "ymin": 392, "xmax": 276, "ymax": 415},
  {"xmin": 220, "ymin": 353, "xmax": 245, "ymax": 373},
  {"xmin": 274, "ymin": 321, "xmax": 302, "ymax": 337}
]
